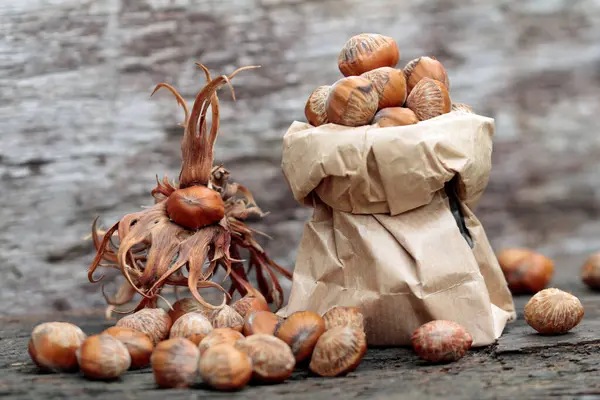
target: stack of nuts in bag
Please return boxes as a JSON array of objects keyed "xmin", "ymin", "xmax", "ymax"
[
  {"xmin": 28, "ymin": 299, "xmax": 368, "ymax": 390},
  {"xmin": 305, "ymin": 33, "xmax": 472, "ymax": 130}
]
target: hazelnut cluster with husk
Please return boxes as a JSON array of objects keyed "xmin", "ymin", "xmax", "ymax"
[
  {"xmin": 88, "ymin": 63, "xmax": 291, "ymax": 318},
  {"xmin": 304, "ymin": 33, "xmax": 472, "ymax": 129}
]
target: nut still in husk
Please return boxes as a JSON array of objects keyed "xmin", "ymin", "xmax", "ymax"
[{"xmin": 303, "ymin": 32, "xmax": 470, "ymax": 128}]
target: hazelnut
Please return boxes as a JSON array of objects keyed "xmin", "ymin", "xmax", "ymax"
[
  {"xmin": 411, "ymin": 320, "xmax": 472, "ymax": 363},
  {"xmin": 405, "ymin": 77, "xmax": 451, "ymax": 121},
  {"xmin": 168, "ymin": 298, "xmax": 213, "ymax": 323},
  {"xmin": 76, "ymin": 334, "xmax": 131, "ymax": 380},
  {"xmin": 338, "ymin": 33, "xmax": 400, "ymax": 77},
  {"xmin": 524, "ymin": 288, "xmax": 584, "ymax": 335},
  {"xmin": 451, "ymin": 103, "xmax": 473, "ymax": 113},
  {"xmin": 275, "ymin": 311, "xmax": 325, "ymax": 362},
  {"xmin": 28, "ymin": 322, "xmax": 87, "ymax": 372},
  {"xmin": 198, "ymin": 328, "xmax": 244, "ymax": 356},
  {"xmin": 116, "ymin": 308, "xmax": 172, "ymax": 346},
  {"xmin": 581, "ymin": 252, "xmax": 600, "ymax": 290},
  {"xmin": 361, "ymin": 67, "xmax": 407, "ymax": 109},
  {"xmin": 372, "ymin": 107, "xmax": 418, "ymax": 127},
  {"xmin": 305, "ymin": 85, "xmax": 330, "ymax": 127},
  {"xmin": 103, "ymin": 326, "xmax": 154, "ymax": 369},
  {"xmin": 243, "ymin": 310, "xmax": 283, "ymax": 336},
  {"xmin": 235, "ymin": 334, "xmax": 295, "ymax": 383},
  {"xmin": 169, "ymin": 311, "xmax": 213, "ymax": 345},
  {"xmin": 497, "ymin": 248, "xmax": 554, "ymax": 294},
  {"xmin": 151, "ymin": 338, "xmax": 200, "ymax": 388},
  {"xmin": 232, "ymin": 295, "xmax": 270, "ymax": 319},
  {"xmin": 309, "ymin": 326, "xmax": 367, "ymax": 377},
  {"xmin": 322, "ymin": 306, "xmax": 365, "ymax": 331},
  {"xmin": 403, "ymin": 56, "xmax": 450, "ymax": 95},
  {"xmin": 212, "ymin": 305, "xmax": 244, "ymax": 332},
  {"xmin": 199, "ymin": 344, "xmax": 253, "ymax": 391},
  {"xmin": 326, "ymin": 76, "xmax": 379, "ymax": 127}
]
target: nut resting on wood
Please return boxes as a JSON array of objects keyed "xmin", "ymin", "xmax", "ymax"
[
  {"xmin": 103, "ymin": 327, "xmax": 154, "ymax": 369},
  {"xmin": 581, "ymin": 252, "xmax": 600, "ymax": 290},
  {"xmin": 199, "ymin": 344, "xmax": 253, "ymax": 391},
  {"xmin": 76, "ymin": 334, "xmax": 131, "ymax": 380},
  {"xmin": 524, "ymin": 288, "xmax": 584, "ymax": 334},
  {"xmin": 198, "ymin": 328, "xmax": 244, "ymax": 356},
  {"xmin": 28, "ymin": 322, "xmax": 87, "ymax": 372},
  {"xmin": 151, "ymin": 338, "xmax": 200, "ymax": 388},
  {"xmin": 235, "ymin": 334, "xmax": 296, "ymax": 383},
  {"xmin": 309, "ymin": 326, "xmax": 367, "ymax": 377},
  {"xmin": 411, "ymin": 320, "xmax": 472, "ymax": 363},
  {"xmin": 276, "ymin": 311, "xmax": 326, "ymax": 362},
  {"xmin": 496, "ymin": 248, "xmax": 554, "ymax": 294}
]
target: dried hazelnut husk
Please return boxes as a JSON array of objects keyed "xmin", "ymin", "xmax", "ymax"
[
  {"xmin": 322, "ymin": 306, "xmax": 365, "ymax": 331},
  {"xmin": 166, "ymin": 186, "xmax": 225, "ymax": 230},
  {"xmin": 372, "ymin": 107, "xmax": 419, "ymax": 127},
  {"xmin": 168, "ymin": 298, "xmax": 213, "ymax": 323},
  {"xmin": 116, "ymin": 308, "xmax": 172, "ymax": 346},
  {"xmin": 243, "ymin": 310, "xmax": 283, "ymax": 336},
  {"xmin": 232, "ymin": 294, "xmax": 270, "ymax": 319},
  {"xmin": 361, "ymin": 67, "xmax": 407, "ymax": 109},
  {"xmin": 151, "ymin": 338, "xmax": 200, "ymax": 388},
  {"xmin": 411, "ymin": 320, "xmax": 472, "ymax": 363},
  {"xmin": 76, "ymin": 334, "xmax": 131, "ymax": 380},
  {"xmin": 212, "ymin": 305, "xmax": 244, "ymax": 332},
  {"xmin": 199, "ymin": 344, "xmax": 253, "ymax": 391},
  {"xmin": 496, "ymin": 248, "xmax": 554, "ymax": 294},
  {"xmin": 326, "ymin": 76, "xmax": 379, "ymax": 127},
  {"xmin": 198, "ymin": 328, "xmax": 245, "ymax": 356},
  {"xmin": 405, "ymin": 77, "xmax": 451, "ymax": 121},
  {"xmin": 235, "ymin": 334, "xmax": 296, "ymax": 383},
  {"xmin": 309, "ymin": 326, "xmax": 367, "ymax": 377},
  {"xmin": 581, "ymin": 252, "xmax": 600, "ymax": 290},
  {"xmin": 524, "ymin": 288, "xmax": 584, "ymax": 334},
  {"xmin": 103, "ymin": 326, "xmax": 154, "ymax": 369},
  {"xmin": 305, "ymin": 85, "xmax": 330, "ymax": 127},
  {"xmin": 338, "ymin": 33, "xmax": 400, "ymax": 77},
  {"xmin": 28, "ymin": 322, "xmax": 87, "ymax": 372},
  {"xmin": 169, "ymin": 311, "xmax": 213, "ymax": 345},
  {"xmin": 403, "ymin": 56, "xmax": 450, "ymax": 95},
  {"xmin": 451, "ymin": 103, "xmax": 473, "ymax": 113},
  {"xmin": 275, "ymin": 311, "xmax": 325, "ymax": 362}
]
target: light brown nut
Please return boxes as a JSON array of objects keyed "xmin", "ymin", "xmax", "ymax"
[
  {"xmin": 103, "ymin": 326, "xmax": 154, "ymax": 369},
  {"xmin": 497, "ymin": 248, "xmax": 554, "ymax": 294},
  {"xmin": 151, "ymin": 338, "xmax": 200, "ymax": 388},
  {"xmin": 28, "ymin": 322, "xmax": 87, "ymax": 372},
  {"xmin": 198, "ymin": 328, "xmax": 245, "ymax": 356},
  {"xmin": 524, "ymin": 288, "xmax": 584, "ymax": 334},
  {"xmin": 169, "ymin": 311, "xmax": 213, "ymax": 345},
  {"xmin": 411, "ymin": 320, "xmax": 472, "ymax": 363},
  {"xmin": 405, "ymin": 77, "xmax": 451, "ymax": 121},
  {"xmin": 168, "ymin": 298, "xmax": 214, "ymax": 323},
  {"xmin": 403, "ymin": 56, "xmax": 450, "ymax": 95},
  {"xmin": 212, "ymin": 305, "xmax": 244, "ymax": 332},
  {"xmin": 235, "ymin": 334, "xmax": 295, "ymax": 383},
  {"xmin": 232, "ymin": 295, "xmax": 270, "ymax": 319},
  {"xmin": 309, "ymin": 326, "xmax": 367, "ymax": 377},
  {"xmin": 243, "ymin": 310, "xmax": 283, "ymax": 336},
  {"xmin": 199, "ymin": 344, "xmax": 253, "ymax": 391},
  {"xmin": 322, "ymin": 306, "xmax": 365, "ymax": 331},
  {"xmin": 116, "ymin": 308, "xmax": 172, "ymax": 346},
  {"xmin": 581, "ymin": 252, "xmax": 600, "ymax": 290},
  {"xmin": 276, "ymin": 311, "xmax": 325, "ymax": 362},
  {"xmin": 76, "ymin": 334, "xmax": 131, "ymax": 380},
  {"xmin": 338, "ymin": 33, "xmax": 400, "ymax": 77}
]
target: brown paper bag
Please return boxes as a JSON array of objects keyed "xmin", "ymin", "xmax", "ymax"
[{"xmin": 278, "ymin": 111, "xmax": 516, "ymax": 347}]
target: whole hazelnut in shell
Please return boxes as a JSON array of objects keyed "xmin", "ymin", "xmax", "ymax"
[
  {"xmin": 326, "ymin": 76, "xmax": 379, "ymax": 127},
  {"xmin": 496, "ymin": 248, "xmax": 554, "ymax": 294},
  {"xmin": 168, "ymin": 298, "xmax": 213, "ymax": 323},
  {"xmin": 232, "ymin": 294, "xmax": 270, "ymax": 319},
  {"xmin": 305, "ymin": 85, "xmax": 330, "ymax": 127},
  {"xmin": 76, "ymin": 334, "xmax": 131, "ymax": 380},
  {"xmin": 338, "ymin": 33, "xmax": 400, "ymax": 77},
  {"xmin": 524, "ymin": 288, "xmax": 584, "ymax": 335},
  {"xmin": 360, "ymin": 67, "xmax": 407, "ymax": 109},
  {"xmin": 372, "ymin": 107, "xmax": 419, "ymax": 127},
  {"xmin": 309, "ymin": 326, "xmax": 367, "ymax": 377},
  {"xmin": 151, "ymin": 338, "xmax": 200, "ymax": 388},
  {"xmin": 166, "ymin": 186, "xmax": 225, "ymax": 230},
  {"xmin": 275, "ymin": 311, "xmax": 326, "ymax": 362},
  {"xmin": 199, "ymin": 344, "xmax": 253, "ymax": 391},
  {"xmin": 212, "ymin": 305, "xmax": 244, "ymax": 332},
  {"xmin": 322, "ymin": 306, "xmax": 365, "ymax": 331},
  {"xmin": 116, "ymin": 308, "xmax": 172, "ymax": 346},
  {"xmin": 411, "ymin": 320, "xmax": 472, "ymax": 363},
  {"xmin": 581, "ymin": 252, "xmax": 600, "ymax": 290},
  {"xmin": 235, "ymin": 334, "xmax": 295, "ymax": 383},
  {"xmin": 243, "ymin": 310, "xmax": 283, "ymax": 336},
  {"xmin": 403, "ymin": 56, "xmax": 450, "ymax": 95},
  {"xmin": 169, "ymin": 311, "xmax": 213, "ymax": 345},
  {"xmin": 405, "ymin": 77, "xmax": 451, "ymax": 121},
  {"xmin": 28, "ymin": 322, "xmax": 87, "ymax": 372},
  {"xmin": 198, "ymin": 328, "xmax": 244, "ymax": 356},
  {"xmin": 103, "ymin": 326, "xmax": 154, "ymax": 369}
]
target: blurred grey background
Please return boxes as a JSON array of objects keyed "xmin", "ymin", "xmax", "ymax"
[{"xmin": 1, "ymin": 0, "xmax": 600, "ymax": 316}]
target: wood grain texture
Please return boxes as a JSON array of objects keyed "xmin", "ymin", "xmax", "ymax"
[{"xmin": 1, "ymin": 0, "xmax": 600, "ymax": 314}]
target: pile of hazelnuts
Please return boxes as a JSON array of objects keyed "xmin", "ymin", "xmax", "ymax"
[
  {"xmin": 304, "ymin": 33, "xmax": 470, "ymax": 129},
  {"xmin": 27, "ymin": 296, "xmax": 369, "ymax": 391}
]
